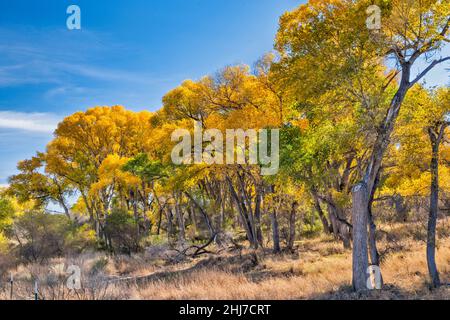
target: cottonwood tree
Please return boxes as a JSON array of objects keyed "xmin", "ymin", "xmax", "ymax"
[
  {"xmin": 44, "ymin": 107, "xmax": 155, "ymax": 246},
  {"xmin": 426, "ymin": 99, "xmax": 449, "ymax": 288},
  {"xmin": 392, "ymin": 87, "xmax": 449, "ymax": 287},
  {"xmin": 8, "ymin": 153, "xmax": 73, "ymax": 218},
  {"xmin": 275, "ymin": 0, "xmax": 449, "ymax": 291},
  {"xmin": 353, "ymin": 0, "xmax": 449, "ymax": 291}
]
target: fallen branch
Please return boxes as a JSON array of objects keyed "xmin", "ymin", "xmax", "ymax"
[{"xmin": 174, "ymin": 233, "xmax": 218, "ymax": 258}]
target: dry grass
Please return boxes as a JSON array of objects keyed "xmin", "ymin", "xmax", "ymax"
[
  {"xmin": 130, "ymin": 237, "xmax": 449, "ymax": 300},
  {"xmin": 1, "ymin": 221, "xmax": 449, "ymax": 300}
]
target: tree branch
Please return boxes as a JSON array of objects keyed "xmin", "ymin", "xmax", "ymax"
[{"xmin": 408, "ymin": 57, "xmax": 450, "ymax": 89}]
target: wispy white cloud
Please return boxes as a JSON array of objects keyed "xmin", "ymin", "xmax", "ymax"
[
  {"xmin": 0, "ymin": 27, "xmax": 177, "ymax": 111},
  {"xmin": 0, "ymin": 27, "xmax": 166, "ymax": 88},
  {"xmin": 0, "ymin": 111, "xmax": 60, "ymax": 133}
]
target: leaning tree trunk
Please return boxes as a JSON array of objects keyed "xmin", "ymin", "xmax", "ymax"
[
  {"xmin": 311, "ymin": 190, "xmax": 332, "ymax": 234},
  {"xmin": 352, "ymin": 182, "xmax": 369, "ymax": 291},
  {"xmin": 185, "ymin": 192, "xmax": 215, "ymax": 237},
  {"xmin": 327, "ymin": 202, "xmax": 352, "ymax": 249},
  {"xmin": 238, "ymin": 174, "xmax": 259, "ymax": 249},
  {"xmin": 226, "ymin": 177, "xmax": 257, "ymax": 248}
]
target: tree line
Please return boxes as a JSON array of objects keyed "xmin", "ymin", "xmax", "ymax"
[{"xmin": 0, "ymin": 0, "xmax": 449, "ymax": 291}]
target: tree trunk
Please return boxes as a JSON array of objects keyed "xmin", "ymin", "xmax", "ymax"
[
  {"xmin": 254, "ymin": 189, "xmax": 264, "ymax": 247},
  {"xmin": 328, "ymin": 205, "xmax": 340, "ymax": 237},
  {"xmin": 190, "ymin": 206, "xmax": 198, "ymax": 236},
  {"xmin": 393, "ymin": 194, "xmax": 408, "ymax": 222},
  {"xmin": 287, "ymin": 202, "xmax": 298, "ymax": 251},
  {"xmin": 311, "ymin": 189, "xmax": 332, "ymax": 234},
  {"xmin": 58, "ymin": 196, "xmax": 71, "ymax": 220},
  {"xmin": 175, "ymin": 199, "xmax": 185, "ymax": 244},
  {"xmin": 153, "ymin": 194, "xmax": 164, "ymax": 236},
  {"xmin": 157, "ymin": 207, "xmax": 163, "ymax": 235},
  {"xmin": 428, "ymin": 149, "xmax": 441, "ymax": 288},
  {"xmin": 426, "ymin": 125, "xmax": 446, "ymax": 288},
  {"xmin": 220, "ymin": 192, "xmax": 226, "ymax": 229},
  {"xmin": 226, "ymin": 177, "xmax": 257, "ymax": 248},
  {"xmin": 368, "ymin": 213, "xmax": 380, "ymax": 266},
  {"xmin": 236, "ymin": 173, "xmax": 259, "ymax": 249},
  {"xmin": 352, "ymin": 182, "xmax": 369, "ymax": 292},
  {"xmin": 327, "ymin": 202, "xmax": 351, "ymax": 249},
  {"xmin": 166, "ymin": 208, "xmax": 174, "ymax": 243},
  {"xmin": 351, "ymin": 66, "xmax": 412, "ymax": 291},
  {"xmin": 139, "ymin": 187, "xmax": 151, "ymax": 233},
  {"xmin": 185, "ymin": 192, "xmax": 215, "ymax": 237},
  {"xmin": 132, "ymin": 189, "xmax": 140, "ymax": 238},
  {"xmin": 271, "ymin": 211, "xmax": 281, "ymax": 254},
  {"xmin": 368, "ymin": 169, "xmax": 381, "ymax": 267}
]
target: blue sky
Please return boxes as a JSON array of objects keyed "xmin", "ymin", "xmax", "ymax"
[
  {"xmin": 0, "ymin": 0, "xmax": 448, "ymax": 186},
  {"xmin": 0, "ymin": 0, "xmax": 300, "ymax": 184}
]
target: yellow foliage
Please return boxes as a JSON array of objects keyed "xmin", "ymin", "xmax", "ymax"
[{"xmin": 0, "ymin": 232, "xmax": 9, "ymax": 254}]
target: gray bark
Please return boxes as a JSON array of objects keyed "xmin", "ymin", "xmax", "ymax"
[
  {"xmin": 352, "ymin": 182, "xmax": 369, "ymax": 291},
  {"xmin": 327, "ymin": 202, "xmax": 352, "ymax": 249},
  {"xmin": 226, "ymin": 177, "xmax": 257, "ymax": 248},
  {"xmin": 311, "ymin": 190, "xmax": 332, "ymax": 234},
  {"xmin": 175, "ymin": 198, "xmax": 185, "ymax": 243},
  {"xmin": 185, "ymin": 192, "xmax": 215, "ymax": 237},
  {"xmin": 271, "ymin": 211, "xmax": 281, "ymax": 254},
  {"xmin": 287, "ymin": 202, "xmax": 298, "ymax": 251},
  {"xmin": 426, "ymin": 124, "xmax": 447, "ymax": 288},
  {"xmin": 351, "ymin": 63, "xmax": 412, "ymax": 291},
  {"xmin": 254, "ymin": 188, "xmax": 264, "ymax": 247},
  {"xmin": 166, "ymin": 207, "xmax": 174, "ymax": 243},
  {"xmin": 368, "ymin": 169, "xmax": 381, "ymax": 267}
]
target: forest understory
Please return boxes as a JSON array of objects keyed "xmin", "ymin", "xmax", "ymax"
[{"xmin": 1, "ymin": 220, "xmax": 449, "ymax": 300}]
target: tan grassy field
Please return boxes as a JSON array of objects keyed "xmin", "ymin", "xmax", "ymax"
[{"xmin": 1, "ymin": 221, "xmax": 449, "ymax": 300}]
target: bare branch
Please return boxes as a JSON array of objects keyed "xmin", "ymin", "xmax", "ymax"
[
  {"xmin": 409, "ymin": 18, "xmax": 450, "ymax": 63},
  {"xmin": 408, "ymin": 57, "xmax": 450, "ymax": 89}
]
